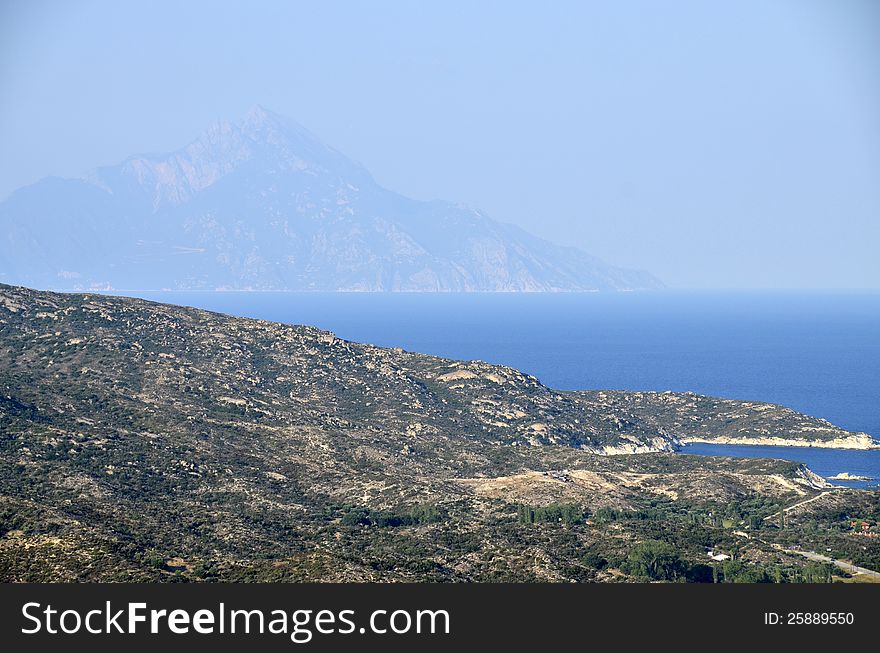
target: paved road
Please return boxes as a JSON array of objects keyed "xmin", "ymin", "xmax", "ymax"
[{"xmin": 783, "ymin": 548, "xmax": 880, "ymax": 581}]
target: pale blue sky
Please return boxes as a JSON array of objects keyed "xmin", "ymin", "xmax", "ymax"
[{"xmin": 2, "ymin": 0, "xmax": 879, "ymax": 288}]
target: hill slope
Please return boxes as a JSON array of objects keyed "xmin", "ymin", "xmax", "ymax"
[{"xmin": 1, "ymin": 284, "xmax": 876, "ymax": 582}]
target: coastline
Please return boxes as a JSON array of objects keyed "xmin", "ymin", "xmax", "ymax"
[{"xmin": 678, "ymin": 434, "xmax": 880, "ymax": 451}]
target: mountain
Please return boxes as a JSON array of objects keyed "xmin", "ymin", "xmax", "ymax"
[
  {"xmin": 3, "ymin": 284, "xmax": 878, "ymax": 582},
  {"xmin": 0, "ymin": 106, "xmax": 661, "ymax": 292}
]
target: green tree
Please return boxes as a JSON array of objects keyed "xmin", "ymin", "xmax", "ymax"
[{"xmin": 624, "ymin": 540, "xmax": 686, "ymax": 581}]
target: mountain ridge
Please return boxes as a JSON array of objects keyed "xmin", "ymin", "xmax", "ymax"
[{"xmin": 0, "ymin": 106, "xmax": 661, "ymax": 292}]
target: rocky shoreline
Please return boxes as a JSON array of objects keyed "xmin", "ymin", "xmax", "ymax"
[
  {"xmin": 678, "ymin": 434, "xmax": 879, "ymax": 450},
  {"xmin": 828, "ymin": 472, "xmax": 874, "ymax": 481}
]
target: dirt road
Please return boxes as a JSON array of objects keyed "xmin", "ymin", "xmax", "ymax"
[{"xmin": 764, "ymin": 491, "xmax": 833, "ymax": 522}]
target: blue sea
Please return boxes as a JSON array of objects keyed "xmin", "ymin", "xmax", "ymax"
[{"xmin": 123, "ymin": 290, "xmax": 880, "ymax": 488}]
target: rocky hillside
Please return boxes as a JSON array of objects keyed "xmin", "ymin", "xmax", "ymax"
[
  {"xmin": 0, "ymin": 106, "xmax": 660, "ymax": 292},
  {"xmin": 1, "ymin": 284, "xmax": 876, "ymax": 582},
  {"xmin": 1, "ymin": 284, "xmax": 867, "ymax": 457}
]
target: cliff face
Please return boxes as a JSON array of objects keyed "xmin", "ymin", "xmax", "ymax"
[{"xmin": 0, "ymin": 106, "xmax": 660, "ymax": 293}]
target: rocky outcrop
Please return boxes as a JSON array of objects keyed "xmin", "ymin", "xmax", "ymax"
[{"xmin": 827, "ymin": 472, "xmax": 874, "ymax": 481}]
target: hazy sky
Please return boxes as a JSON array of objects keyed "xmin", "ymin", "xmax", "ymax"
[{"xmin": 2, "ymin": 0, "xmax": 879, "ymax": 288}]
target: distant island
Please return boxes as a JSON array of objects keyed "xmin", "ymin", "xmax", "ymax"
[
  {"xmin": 2, "ymin": 283, "xmax": 878, "ymax": 583},
  {"xmin": 0, "ymin": 106, "xmax": 660, "ymax": 293},
  {"xmin": 828, "ymin": 472, "xmax": 874, "ymax": 482}
]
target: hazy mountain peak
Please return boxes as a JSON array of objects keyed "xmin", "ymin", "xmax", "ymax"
[
  {"xmin": 241, "ymin": 103, "xmax": 287, "ymax": 129},
  {"xmin": 244, "ymin": 102, "xmax": 272, "ymax": 120},
  {"xmin": 239, "ymin": 103, "xmax": 299, "ymax": 141},
  {"xmin": 86, "ymin": 106, "xmax": 361, "ymax": 209},
  {"xmin": 0, "ymin": 107, "xmax": 662, "ymax": 292},
  {"xmin": 237, "ymin": 104, "xmax": 332, "ymax": 153}
]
